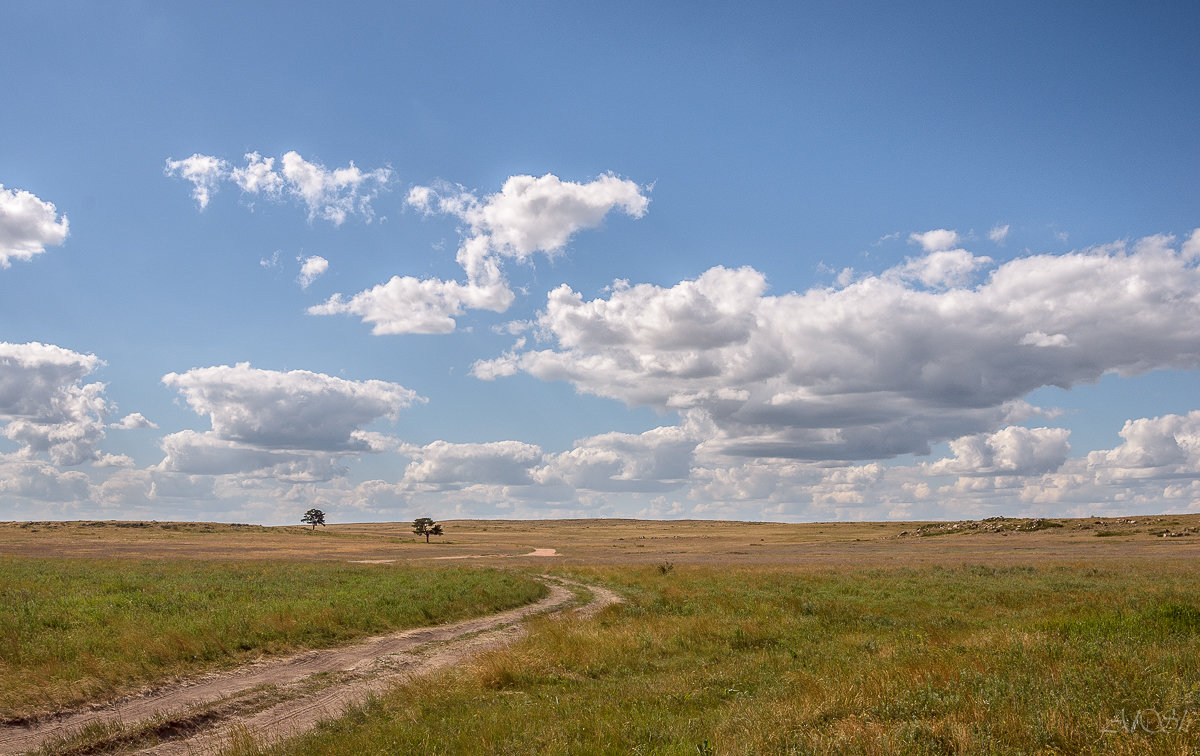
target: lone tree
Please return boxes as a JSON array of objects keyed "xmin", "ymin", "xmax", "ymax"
[
  {"xmin": 301, "ymin": 508, "xmax": 326, "ymax": 530},
  {"xmin": 412, "ymin": 517, "xmax": 443, "ymax": 543}
]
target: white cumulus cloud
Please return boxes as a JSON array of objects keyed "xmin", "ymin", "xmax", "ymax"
[
  {"xmin": 162, "ymin": 363, "xmax": 423, "ymax": 453},
  {"xmin": 892, "ymin": 249, "xmax": 993, "ymax": 289},
  {"xmin": 109, "ymin": 412, "xmax": 157, "ymax": 430},
  {"xmin": 310, "ymin": 274, "xmax": 504, "ymax": 335},
  {"xmin": 315, "ymin": 173, "xmax": 649, "ymax": 334},
  {"xmin": 1087, "ymin": 411, "xmax": 1200, "ymax": 476},
  {"xmin": 399, "ymin": 440, "xmax": 543, "ymax": 490},
  {"xmin": 298, "ymin": 255, "xmax": 329, "ymax": 289},
  {"xmin": 910, "ymin": 228, "xmax": 961, "ymax": 252},
  {"xmin": 164, "ymin": 154, "xmax": 228, "ymax": 209},
  {"xmin": 412, "ymin": 172, "xmax": 650, "ymax": 260},
  {"xmin": 156, "ymin": 430, "xmax": 350, "ymax": 482},
  {"xmin": 0, "ymin": 459, "xmax": 92, "ymax": 502},
  {"xmin": 538, "ymin": 425, "xmax": 697, "ymax": 493},
  {"xmin": 157, "ymin": 363, "xmax": 423, "ymax": 485},
  {"xmin": 166, "ymin": 150, "xmax": 391, "ymax": 224},
  {"xmin": 0, "ymin": 342, "xmax": 111, "ymax": 466},
  {"xmin": 0, "ymin": 184, "xmax": 70, "ymax": 267},
  {"xmin": 929, "ymin": 426, "xmax": 1071, "ymax": 476},
  {"xmin": 477, "ymin": 231, "xmax": 1200, "ymax": 464}
]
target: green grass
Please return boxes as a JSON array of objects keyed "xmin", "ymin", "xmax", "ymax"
[
  {"xmin": 0, "ymin": 557, "xmax": 545, "ymax": 719},
  {"xmin": 240, "ymin": 563, "xmax": 1200, "ymax": 755}
]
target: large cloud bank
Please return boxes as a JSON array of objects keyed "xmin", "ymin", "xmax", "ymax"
[
  {"xmin": 7, "ymin": 228, "xmax": 1200, "ymax": 523},
  {"xmin": 476, "ymin": 232, "xmax": 1200, "ymax": 466}
]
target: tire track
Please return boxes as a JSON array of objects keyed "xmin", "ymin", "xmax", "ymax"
[{"xmin": 0, "ymin": 575, "xmax": 618, "ymax": 755}]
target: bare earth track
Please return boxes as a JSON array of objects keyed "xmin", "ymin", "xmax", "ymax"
[{"xmin": 0, "ymin": 575, "xmax": 620, "ymax": 755}]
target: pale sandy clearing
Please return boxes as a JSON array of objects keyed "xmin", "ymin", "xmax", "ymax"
[{"xmin": 433, "ymin": 547, "xmax": 560, "ymax": 560}]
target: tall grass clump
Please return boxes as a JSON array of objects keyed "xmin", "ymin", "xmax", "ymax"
[
  {"xmin": 0, "ymin": 558, "xmax": 544, "ymax": 719},
  {"xmin": 244, "ymin": 563, "xmax": 1200, "ymax": 755}
]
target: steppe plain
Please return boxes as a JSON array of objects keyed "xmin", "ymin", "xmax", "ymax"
[{"xmin": 2, "ymin": 515, "xmax": 1199, "ymax": 754}]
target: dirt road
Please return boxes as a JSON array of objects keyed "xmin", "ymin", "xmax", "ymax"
[{"xmin": 0, "ymin": 575, "xmax": 620, "ymax": 755}]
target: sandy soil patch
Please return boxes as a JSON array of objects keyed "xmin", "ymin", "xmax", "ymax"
[{"xmin": 433, "ymin": 547, "xmax": 560, "ymax": 560}]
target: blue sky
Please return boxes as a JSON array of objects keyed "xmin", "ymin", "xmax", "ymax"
[{"xmin": 2, "ymin": 1, "xmax": 1199, "ymax": 524}]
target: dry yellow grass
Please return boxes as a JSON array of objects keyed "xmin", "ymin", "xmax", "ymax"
[
  {"xmin": 3, "ymin": 514, "xmax": 1199, "ymax": 569},
  {"xmin": 7, "ymin": 515, "xmax": 1200, "ymax": 753}
]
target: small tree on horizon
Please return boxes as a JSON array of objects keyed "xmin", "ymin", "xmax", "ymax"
[
  {"xmin": 302, "ymin": 508, "xmax": 326, "ymax": 530},
  {"xmin": 412, "ymin": 517, "xmax": 443, "ymax": 543}
]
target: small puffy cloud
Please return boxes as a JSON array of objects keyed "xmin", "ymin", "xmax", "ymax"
[
  {"xmin": 229, "ymin": 151, "xmax": 285, "ymax": 196},
  {"xmin": 413, "ymin": 172, "xmax": 650, "ymax": 261},
  {"xmin": 315, "ymin": 173, "xmax": 649, "ymax": 335},
  {"xmin": 164, "ymin": 154, "xmax": 228, "ymax": 209},
  {"xmin": 166, "ymin": 151, "xmax": 391, "ymax": 224},
  {"xmin": 0, "ymin": 342, "xmax": 111, "ymax": 465},
  {"xmin": 1019, "ymin": 331, "xmax": 1071, "ymax": 348},
  {"xmin": 989, "ymin": 224, "xmax": 1011, "ymax": 245},
  {"xmin": 0, "ymin": 184, "xmax": 70, "ymax": 267},
  {"xmin": 310, "ymin": 273, "xmax": 511, "ymax": 335},
  {"xmin": 298, "ymin": 255, "xmax": 329, "ymax": 289},
  {"xmin": 94, "ymin": 452, "xmax": 136, "ymax": 467},
  {"xmin": 891, "ymin": 249, "xmax": 992, "ymax": 289},
  {"xmin": 909, "ymin": 228, "xmax": 961, "ymax": 252},
  {"xmin": 109, "ymin": 412, "xmax": 157, "ymax": 430},
  {"xmin": 162, "ymin": 362, "xmax": 423, "ymax": 452}
]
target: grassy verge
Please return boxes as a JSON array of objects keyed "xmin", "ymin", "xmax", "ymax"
[
  {"xmin": 241, "ymin": 563, "xmax": 1200, "ymax": 755},
  {"xmin": 0, "ymin": 558, "xmax": 544, "ymax": 719}
]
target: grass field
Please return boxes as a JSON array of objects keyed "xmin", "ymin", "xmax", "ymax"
[
  {"xmin": 3, "ymin": 515, "xmax": 1200, "ymax": 753},
  {"xmin": 234, "ymin": 560, "xmax": 1200, "ymax": 755},
  {"xmin": 0, "ymin": 556, "xmax": 544, "ymax": 720}
]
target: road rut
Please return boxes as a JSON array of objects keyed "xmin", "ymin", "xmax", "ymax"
[{"xmin": 0, "ymin": 575, "xmax": 619, "ymax": 755}]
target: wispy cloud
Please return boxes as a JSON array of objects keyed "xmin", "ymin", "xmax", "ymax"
[
  {"xmin": 313, "ymin": 172, "xmax": 650, "ymax": 334},
  {"xmin": 165, "ymin": 151, "xmax": 392, "ymax": 224}
]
